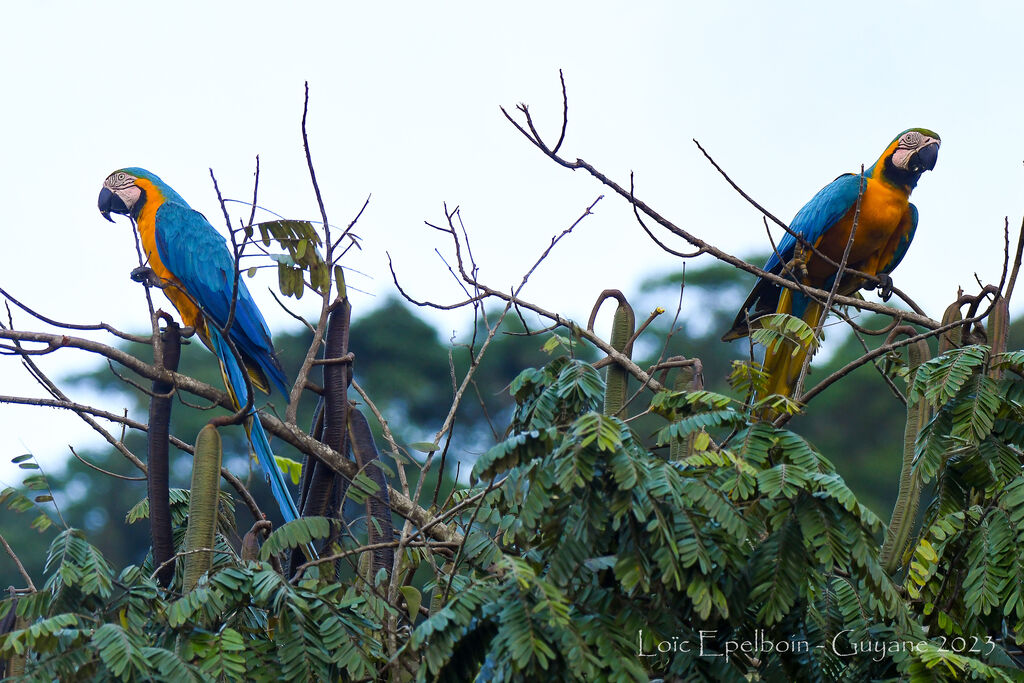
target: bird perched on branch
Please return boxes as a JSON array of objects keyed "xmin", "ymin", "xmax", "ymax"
[
  {"xmin": 722, "ymin": 129, "xmax": 940, "ymax": 402},
  {"xmin": 98, "ymin": 167, "xmax": 301, "ymax": 524}
]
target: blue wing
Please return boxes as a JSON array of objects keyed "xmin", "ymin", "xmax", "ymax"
[
  {"xmin": 154, "ymin": 201, "xmax": 300, "ymax": 526},
  {"xmin": 880, "ymin": 203, "xmax": 918, "ymax": 274},
  {"xmin": 154, "ymin": 202, "xmax": 287, "ymax": 395},
  {"xmin": 763, "ymin": 173, "xmax": 862, "ymax": 274},
  {"xmin": 723, "ymin": 173, "xmax": 862, "ymax": 340}
]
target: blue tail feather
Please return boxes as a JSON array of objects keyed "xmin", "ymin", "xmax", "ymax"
[
  {"xmin": 248, "ymin": 417, "xmax": 301, "ymax": 523},
  {"xmin": 207, "ymin": 325, "xmax": 301, "ymax": 524}
]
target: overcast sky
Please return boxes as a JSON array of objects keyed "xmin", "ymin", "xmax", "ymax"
[{"xmin": 2, "ymin": 1, "xmax": 1023, "ymax": 482}]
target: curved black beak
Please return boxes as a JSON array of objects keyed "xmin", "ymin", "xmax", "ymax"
[
  {"xmin": 98, "ymin": 186, "xmax": 128, "ymax": 222},
  {"xmin": 912, "ymin": 142, "xmax": 939, "ymax": 173}
]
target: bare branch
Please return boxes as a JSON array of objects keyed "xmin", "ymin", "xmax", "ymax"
[
  {"xmin": 0, "ymin": 533, "xmax": 35, "ymax": 592},
  {"xmin": 789, "ymin": 301, "xmax": 999, "ymax": 415},
  {"xmin": 1005, "ymin": 214, "xmax": 1024, "ymax": 306},
  {"xmin": 331, "ymin": 194, "xmax": 371, "ymax": 255},
  {"xmin": 551, "ymin": 69, "xmax": 569, "ymax": 155},
  {"xmin": 68, "ymin": 446, "xmax": 145, "ymax": 481},
  {"xmin": 500, "ymin": 86, "xmax": 939, "ymax": 331},
  {"xmin": 0, "ymin": 286, "xmax": 150, "ymax": 343},
  {"xmin": 268, "ymin": 288, "xmax": 317, "ymax": 334}
]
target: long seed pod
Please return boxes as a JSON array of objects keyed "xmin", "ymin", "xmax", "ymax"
[
  {"xmin": 668, "ymin": 359, "xmax": 704, "ymax": 460},
  {"xmin": 288, "ymin": 397, "xmax": 325, "ymax": 577},
  {"xmin": 183, "ymin": 423, "xmax": 223, "ymax": 591},
  {"xmin": 987, "ymin": 294, "xmax": 1009, "ymax": 379},
  {"xmin": 289, "ymin": 298, "xmax": 353, "ymax": 577},
  {"xmin": 349, "ymin": 408, "xmax": 393, "ymax": 580},
  {"xmin": 881, "ymin": 329, "xmax": 930, "ymax": 575},
  {"xmin": 148, "ymin": 322, "xmax": 181, "ymax": 588},
  {"xmin": 0, "ymin": 597, "xmax": 22, "ymax": 678},
  {"xmin": 241, "ymin": 530, "xmax": 262, "ymax": 562},
  {"xmin": 309, "ymin": 298, "xmax": 352, "ymax": 517},
  {"xmin": 295, "ymin": 398, "xmax": 325, "ymax": 518},
  {"xmin": 588, "ymin": 291, "xmax": 635, "ymax": 418},
  {"xmin": 938, "ymin": 299, "xmax": 963, "ymax": 355}
]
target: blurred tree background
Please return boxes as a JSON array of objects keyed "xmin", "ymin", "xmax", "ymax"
[{"xmin": 5, "ymin": 259, "xmax": 1015, "ymax": 586}]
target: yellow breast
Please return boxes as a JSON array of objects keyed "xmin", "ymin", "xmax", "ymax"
[
  {"xmin": 808, "ymin": 176, "xmax": 911, "ymax": 281},
  {"xmin": 134, "ymin": 179, "xmax": 206, "ymax": 333}
]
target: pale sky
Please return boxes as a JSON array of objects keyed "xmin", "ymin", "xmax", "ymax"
[{"xmin": 2, "ymin": 1, "xmax": 1023, "ymax": 482}]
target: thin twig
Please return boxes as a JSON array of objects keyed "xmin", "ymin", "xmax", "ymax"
[
  {"xmin": 0, "ymin": 286, "xmax": 150, "ymax": 343},
  {"xmin": 69, "ymin": 446, "xmax": 145, "ymax": 481},
  {"xmin": 286, "ymin": 83, "xmax": 338, "ymax": 425},
  {"xmin": 500, "ymin": 90, "xmax": 937, "ymax": 330},
  {"xmin": 0, "ymin": 534, "xmax": 36, "ymax": 592},
  {"xmin": 1005, "ymin": 214, "xmax": 1024, "ymax": 306},
  {"xmin": 790, "ymin": 303, "xmax": 998, "ymax": 415},
  {"xmin": 149, "ymin": 547, "xmax": 235, "ymax": 582}
]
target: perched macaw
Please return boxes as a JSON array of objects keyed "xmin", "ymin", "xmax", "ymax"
[
  {"xmin": 722, "ymin": 128, "xmax": 940, "ymax": 400},
  {"xmin": 98, "ymin": 168, "xmax": 301, "ymax": 523}
]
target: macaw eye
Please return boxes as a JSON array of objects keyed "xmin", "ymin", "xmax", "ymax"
[{"xmin": 903, "ymin": 131, "xmax": 922, "ymax": 147}]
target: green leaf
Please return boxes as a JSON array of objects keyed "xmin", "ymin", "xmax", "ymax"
[
  {"xmin": 473, "ymin": 428, "xmax": 557, "ymax": 481},
  {"xmin": 274, "ymin": 455, "xmax": 303, "ymax": 485},
  {"xmin": 401, "ymin": 585, "xmax": 422, "ymax": 620},
  {"xmin": 92, "ymin": 623, "xmax": 151, "ymax": 681},
  {"xmin": 757, "ymin": 463, "xmax": 809, "ymax": 499},
  {"xmin": 260, "ymin": 517, "xmax": 336, "ymax": 559},
  {"xmin": 345, "ymin": 471, "xmax": 382, "ymax": 504},
  {"xmin": 334, "ymin": 265, "xmax": 346, "ymax": 295},
  {"xmin": 950, "ymin": 373, "xmax": 1000, "ymax": 443},
  {"xmin": 912, "ymin": 344, "xmax": 989, "ymax": 407},
  {"xmin": 749, "ymin": 313, "xmax": 821, "ymax": 356},
  {"xmin": 270, "ymin": 253, "xmax": 297, "ymax": 267}
]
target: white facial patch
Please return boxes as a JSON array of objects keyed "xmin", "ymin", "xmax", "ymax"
[
  {"xmin": 117, "ymin": 185, "xmax": 143, "ymax": 211},
  {"xmin": 103, "ymin": 171, "xmax": 141, "ymax": 211},
  {"xmin": 901, "ymin": 131, "xmax": 923, "ymax": 148},
  {"xmin": 891, "ymin": 148, "xmax": 915, "ymax": 170},
  {"xmin": 104, "ymin": 170, "xmax": 136, "ymax": 191}
]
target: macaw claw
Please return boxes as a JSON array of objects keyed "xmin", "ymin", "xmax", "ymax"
[
  {"xmin": 784, "ymin": 243, "xmax": 810, "ymax": 284},
  {"xmin": 131, "ymin": 266, "xmax": 161, "ymax": 288},
  {"xmin": 875, "ymin": 273, "xmax": 894, "ymax": 301}
]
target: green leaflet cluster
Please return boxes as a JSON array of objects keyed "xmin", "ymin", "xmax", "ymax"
[
  {"xmin": 7, "ymin": 309, "xmax": 1024, "ymax": 679},
  {"xmin": 0, "ymin": 527, "xmax": 384, "ymax": 681},
  {"xmin": 409, "ymin": 354, "xmax": 935, "ymax": 681},
  {"xmin": 902, "ymin": 342, "xmax": 1024, "ymax": 675}
]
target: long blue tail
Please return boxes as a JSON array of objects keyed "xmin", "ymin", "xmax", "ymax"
[{"xmin": 208, "ymin": 325, "xmax": 301, "ymax": 524}]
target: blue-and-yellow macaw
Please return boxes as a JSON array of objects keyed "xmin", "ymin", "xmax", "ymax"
[
  {"xmin": 98, "ymin": 167, "xmax": 301, "ymax": 523},
  {"xmin": 722, "ymin": 129, "xmax": 940, "ymax": 400}
]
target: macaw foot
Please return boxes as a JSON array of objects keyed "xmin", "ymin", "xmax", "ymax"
[
  {"xmin": 130, "ymin": 266, "xmax": 162, "ymax": 288},
  {"xmin": 875, "ymin": 273, "xmax": 894, "ymax": 302},
  {"xmin": 777, "ymin": 241, "xmax": 812, "ymax": 284},
  {"xmin": 784, "ymin": 251, "xmax": 810, "ymax": 284}
]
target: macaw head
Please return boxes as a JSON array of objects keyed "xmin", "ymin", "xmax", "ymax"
[
  {"xmin": 98, "ymin": 167, "xmax": 182, "ymax": 222},
  {"xmin": 875, "ymin": 129, "xmax": 940, "ymax": 188}
]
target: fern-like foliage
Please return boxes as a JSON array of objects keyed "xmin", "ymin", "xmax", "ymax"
[
  {"xmin": 897, "ymin": 342, "xmax": 1024, "ymax": 678},
  {"xmin": 8, "ymin": 338, "xmax": 1024, "ymax": 680},
  {"xmin": 419, "ymin": 355, "xmax": 958, "ymax": 680},
  {"xmin": 0, "ymin": 508, "xmax": 384, "ymax": 680}
]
